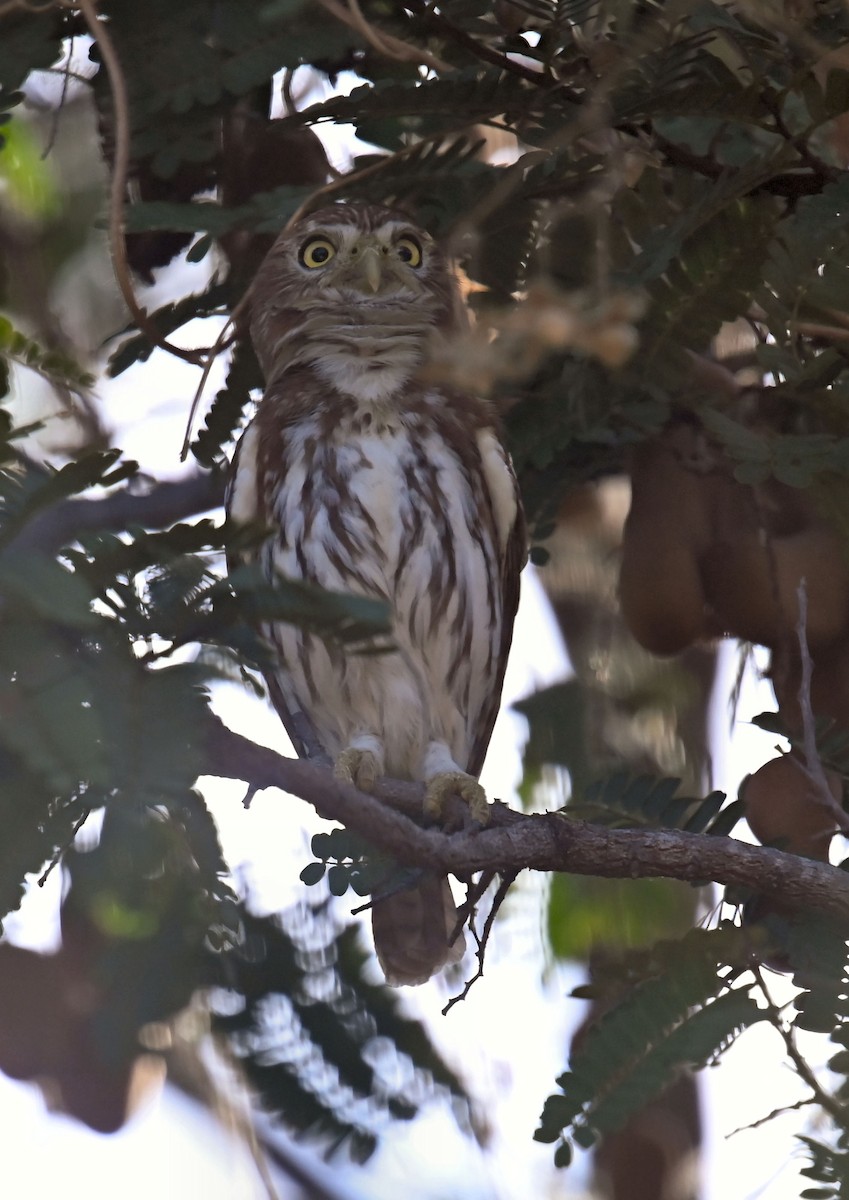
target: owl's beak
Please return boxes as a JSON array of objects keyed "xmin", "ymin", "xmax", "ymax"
[{"xmin": 358, "ymin": 247, "xmax": 383, "ymax": 294}]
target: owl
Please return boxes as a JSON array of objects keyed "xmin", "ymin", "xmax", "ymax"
[{"xmin": 228, "ymin": 202, "xmax": 526, "ymax": 985}]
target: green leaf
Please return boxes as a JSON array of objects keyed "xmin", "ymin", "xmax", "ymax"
[
  {"xmin": 226, "ymin": 563, "xmax": 392, "ymax": 647},
  {"xmin": 186, "ymin": 234, "xmax": 213, "ymax": 262},
  {"xmin": 537, "ymin": 927, "xmax": 763, "ymax": 1154},
  {"xmin": 0, "ymin": 118, "xmax": 59, "ymax": 219},
  {"xmin": 682, "ymin": 790, "xmax": 726, "ymax": 834},
  {"xmin": 548, "ymin": 874, "xmax": 696, "ymax": 959},
  {"xmin": 0, "ymin": 14, "xmax": 64, "ymax": 101},
  {"xmin": 514, "ymin": 680, "xmax": 592, "ymax": 800},
  {"xmin": 0, "ymin": 554, "xmax": 97, "ymax": 628},
  {"xmin": 286, "ymin": 69, "xmax": 532, "ymax": 133},
  {"xmin": 191, "ymin": 339, "xmax": 262, "ymax": 468},
  {"xmin": 209, "ymin": 907, "xmax": 475, "ymax": 1156},
  {"xmin": 0, "ymin": 450, "xmax": 136, "ymax": 552},
  {"xmin": 706, "ymin": 798, "xmax": 744, "ymax": 838},
  {"xmin": 553, "ymin": 1140, "xmax": 573, "ymax": 1169},
  {"xmin": 299, "ymin": 861, "xmax": 326, "ymax": 886},
  {"xmin": 327, "ymin": 864, "xmax": 351, "ymax": 896},
  {"xmin": 107, "ymin": 281, "xmax": 232, "ymax": 377},
  {"xmin": 0, "ymin": 317, "xmax": 94, "ymax": 392}
]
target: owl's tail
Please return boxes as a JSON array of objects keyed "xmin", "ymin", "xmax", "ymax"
[{"xmin": 371, "ymin": 874, "xmax": 464, "ymax": 987}]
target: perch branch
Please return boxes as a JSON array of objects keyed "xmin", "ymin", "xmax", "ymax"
[{"xmin": 203, "ymin": 715, "xmax": 849, "ymax": 924}]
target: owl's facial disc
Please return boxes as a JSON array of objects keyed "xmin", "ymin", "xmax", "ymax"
[{"xmin": 296, "ymin": 223, "xmax": 428, "ymax": 301}]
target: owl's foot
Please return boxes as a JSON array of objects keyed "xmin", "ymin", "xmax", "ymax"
[
  {"xmin": 334, "ymin": 746, "xmax": 382, "ymax": 793},
  {"xmin": 424, "ymin": 771, "xmax": 490, "ymax": 827}
]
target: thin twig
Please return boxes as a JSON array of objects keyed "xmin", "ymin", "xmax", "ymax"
[
  {"xmin": 352, "ymin": 865, "xmax": 434, "ymax": 916},
  {"xmin": 180, "ymin": 307, "xmax": 249, "ymax": 461},
  {"xmin": 789, "ymin": 320, "xmax": 849, "ymax": 345},
  {"xmin": 443, "ymin": 871, "xmax": 516, "ymax": 1014},
  {"xmin": 652, "ymin": 130, "xmax": 828, "ymax": 198},
  {"xmin": 68, "ymin": 0, "xmax": 206, "ymax": 367},
  {"xmin": 726, "ymin": 1095, "xmax": 816, "ymax": 1138},
  {"xmin": 817, "ymin": 306, "xmax": 849, "ymax": 333},
  {"xmin": 452, "ymin": 869, "xmax": 497, "ymax": 933},
  {"xmin": 317, "ymin": 0, "xmax": 452, "ymax": 73},
  {"xmin": 797, "ymin": 579, "xmax": 823, "ymax": 781},
  {"xmin": 37, "ymin": 806, "xmax": 92, "ymax": 885},
  {"xmin": 445, "ymin": 20, "xmax": 636, "ymax": 253},
  {"xmin": 754, "ymin": 964, "xmax": 849, "ymax": 1130},
  {"xmin": 762, "ymin": 90, "xmax": 838, "ymax": 183},
  {"xmin": 280, "ymin": 67, "xmax": 296, "ymax": 116},
  {"xmin": 405, "ymin": 0, "xmax": 547, "ymax": 84},
  {"xmin": 41, "ymin": 35, "xmax": 74, "ymax": 160},
  {"xmin": 0, "ymin": 0, "xmax": 57, "ymax": 13},
  {"xmin": 205, "ymin": 1040, "xmax": 282, "ymax": 1200},
  {"xmin": 791, "ymin": 578, "xmax": 849, "ymax": 833}
]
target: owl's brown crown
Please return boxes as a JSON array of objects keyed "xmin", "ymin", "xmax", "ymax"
[{"xmin": 294, "ymin": 200, "xmax": 418, "ymax": 232}]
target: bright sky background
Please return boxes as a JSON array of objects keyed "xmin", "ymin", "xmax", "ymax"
[{"xmin": 0, "ymin": 56, "xmax": 841, "ymax": 1200}]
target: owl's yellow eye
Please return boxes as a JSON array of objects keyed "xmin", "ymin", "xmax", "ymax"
[
  {"xmin": 299, "ymin": 237, "xmax": 336, "ymax": 269},
  {"xmin": 396, "ymin": 236, "xmax": 422, "ymax": 268}
]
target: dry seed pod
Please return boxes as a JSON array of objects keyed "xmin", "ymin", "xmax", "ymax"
[
  {"xmin": 494, "ymin": 0, "xmax": 528, "ymax": 33},
  {"xmin": 702, "ymin": 528, "xmax": 849, "ymax": 650},
  {"xmin": 0, "ymin": 939, "xmax": 161, "ymax": 1134},
  {"xmin": 702, "ymin": 473, "xmax": 849, "ymax": 650},
  {"xmin": 741, "ymin": 753, "xmax": 841, "ymax": 860},
  {"xmin": 619, "ymin": 424, "xmax": 715, "ymax": 655}
]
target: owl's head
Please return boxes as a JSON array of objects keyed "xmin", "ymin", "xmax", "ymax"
[
  {"xmin": 250, "ymin": 203, "xmax": 466, "ymax": 382},
  {"xmin": 255, "ymin": 202, "xmax": 455, "ymax": 302}
]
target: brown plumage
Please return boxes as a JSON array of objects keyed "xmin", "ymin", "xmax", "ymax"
[{"xmin": 228, "ymin": 202, "xmax": 525, "ymax": 985}]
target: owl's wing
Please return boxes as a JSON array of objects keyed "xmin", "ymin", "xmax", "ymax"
[
  {"xmin": 467, "ymin": 435, "xmax": 527, "ymax": 780},
  {"xmin": 226, "ymin": 417, "xmax": 331, "ymax": 766}
]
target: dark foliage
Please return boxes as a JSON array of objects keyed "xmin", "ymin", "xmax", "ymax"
[{"xmin": 3, "ymin": 0, "xmax": 849, "ymax": 1189}]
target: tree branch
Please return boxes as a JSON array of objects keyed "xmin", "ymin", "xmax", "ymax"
[
  {"xmin": 203, "ymin": 716, "xmax": 849, "ymax": 924},
  {"xmin": 11, "ymin": 471, "xmax": 224, "ymax": 555}
]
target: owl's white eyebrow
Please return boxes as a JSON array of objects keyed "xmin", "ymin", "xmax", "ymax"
[
  {"xmin": 295, "ymin": 224, "xmax": 427, "ymax": 255},
  {"xmin": 307, "ymin": 226, "xmax": 355, "ymax": 240},
  {"xmin": 310, "ymin": 222, "xmax": 419, "ymax": 240}
]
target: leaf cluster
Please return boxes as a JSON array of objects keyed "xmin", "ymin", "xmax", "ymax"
[
  {"xmin": 0, "ymin": 404, "xmax": 459, "ymax": 1149},
  {"xmin": 572, "ymin": 771, "xmax": 741, "ymax": 839},
  {"xmin": 5, "ymin": 0, "xmax": 849, "ymax": 1181},
  {"xmin": 535, "ymin": 926, "xmax": 765, "ymax": 1168},
  {"xmin": 300, "ymin": 826, "xmax": 394, "ymax": 899},
  {"xmin": 208, "ymin": 904, "xmax": 475, "ymax": 1160},
  {"xmin": 0, "ymin": 317, "xmax": 94, "ymax": 401}
]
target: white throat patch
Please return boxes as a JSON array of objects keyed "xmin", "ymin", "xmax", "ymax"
[{"xmin": 314, "ymin": 352, "xmax": 417, "ymax": 405}]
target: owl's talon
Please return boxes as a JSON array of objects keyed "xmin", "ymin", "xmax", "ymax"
[
  {"xmin": 334, "ymin": 748, "xmax": 381, "ymax": 792},
  {"xmin": 424, "ymin": 772, "xmax": 490, "ymax": 826}
]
